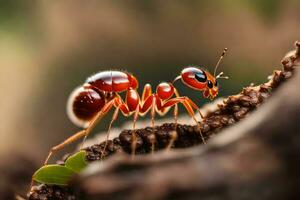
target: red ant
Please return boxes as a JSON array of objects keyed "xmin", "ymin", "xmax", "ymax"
[{"xmin": 43, "ymin": 48, "xmax": 228, "ymax": 164}]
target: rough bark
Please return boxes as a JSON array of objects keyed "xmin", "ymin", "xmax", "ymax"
[{"xmin": 28, "ymin": 42, "xmax": 300, "ymax": 200}]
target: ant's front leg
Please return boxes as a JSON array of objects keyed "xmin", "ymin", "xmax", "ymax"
[
  {"xmin": 174, "ymin": 89, "xmax": 204, "ymax": 120},
  {"xmin": 161, "ymin": 96, "xmax": 206, "ymax": 144}
]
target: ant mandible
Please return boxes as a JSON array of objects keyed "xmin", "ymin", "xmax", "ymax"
[{"xmin": 43, "ymin": 48, "xmax": 228, "ymax": 165}]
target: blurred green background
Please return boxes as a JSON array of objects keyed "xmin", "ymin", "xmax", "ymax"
[{"xmin": 0, "ymin": 0, "xmax": 299, "ymax": 162}]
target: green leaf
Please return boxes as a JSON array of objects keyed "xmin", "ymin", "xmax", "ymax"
[
  {"xmin": 33, "ymin": 165, "xmax": 75, "ymax": 186},
  {"xmin": 65, "ymin": 150, "xmax": 87, "ymax": 173},
  {"xmin": 33, "ymin": 151, "xmax": 88, "ymax": 186}
]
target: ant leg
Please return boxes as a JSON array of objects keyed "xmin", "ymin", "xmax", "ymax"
[
  {"xmin": 186, "ymin": 98, "xmax": 205, "ymax": 119},
  {"xmin": 174, "ymin": 89, "xmax": 204, "ymax": 120},
  {"xmin": 98, "ymin": 94, "xmax": 132, "ymax": 158},
  {"xmin": 174, "ymin": 104, "xmax": 178, "ymax": 124},
  {"xmin": 164, "ymin": 102, "xmax": 179, "ymax": 151},
  {"xmin": 139, "ymin": 91, "xmax": 156, "ymax": 153},
  {"xmin": 150, "ymin": 97, "xmax": 156, "ymax": 153},
  {"xmin": 166, "ymin": 130, "xmax": 177, "ymax": 150},
  {"xmin": 142, "ymin": 84, "xmax": 152, "ymax": 101},
  {"xmin": 131, "ymin": 106, "xmax": 140, "ymax": 159},
  {"xmin": 44, "ymin": 130, "xmax": 87, "ymax": 165},
  {"xmin": 35, "ymin": 130, "xmax": 88, "ymax": 187},
  {"xmin": 164, "ymin": 89, "xmax": 180, "ymax": 151},
  {"xmin": 43, "ymin": 98, "xmax": 116, "ymax": 165},
  {"xmin": 142, "ymin": 84, "xmax": 156, "ymax": 153},
  {"xmin": 162, "ymin": 97, "xmax": 206, "ymax": 144},
  {"xmin": 179, "ymin": 97, "xmax": 206, "ymax": 144},
  {"xmin": 181, "ymin": 99, "xmax": 206, "ymax": 144},
  {"xmin": 174, "ymin": 90, "xmax": 205, "ymax": 143},
  {"xmin": 165, "ymin": 104, "xmax": 178, "ymax": 151},
  {"xmin": 100, "ymin": 106, "xmax": 120, "ymax": 159}
]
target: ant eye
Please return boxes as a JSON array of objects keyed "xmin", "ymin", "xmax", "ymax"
[
  {"xmin": 195, "ymin": 71, "xmax": 207, "ymax": 83},
  {"xmin": 207, "ymin": 80, "xmax": 213, "ymax": 88}
]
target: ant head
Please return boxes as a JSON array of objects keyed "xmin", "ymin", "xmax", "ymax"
[
  {"xmin": 174, "ymin": 48, "xmax": 228, "ymax": 100},
  {"xmin": 177, "ymin": 67, "xmax": 219, "ymax": 100}
]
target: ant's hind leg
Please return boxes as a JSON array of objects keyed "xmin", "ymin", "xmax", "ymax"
[
  {"xmin": 44, "ymin": 130, "xmax": 87, "ymax": 165},
  {"xmin": 34, "ymin": 131, "xmax": 86, "ymax": 188},
  {"xmin": 100, "ymin": 106, "xmax": 120, "ymax": 159},
  {"xmin": 44, "ymin": 98, "xmax": 116, "ymax": 165}
]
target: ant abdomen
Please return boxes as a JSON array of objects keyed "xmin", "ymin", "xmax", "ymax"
[{"xmin": 67, "ymin": 84, "xmax": 105, "ymax": 128}]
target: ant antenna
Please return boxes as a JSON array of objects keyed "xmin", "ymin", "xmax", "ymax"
[
  {"xmin": 172, "ymin": 75, "xmax": 181, "ymax": 84},
  {"xmin": 216, "ymin": 72, "xmax": 229, "ymax": 80},
  {"xmin": 213, "ymin": 48, "xmax": 228, "ymax": 77}
]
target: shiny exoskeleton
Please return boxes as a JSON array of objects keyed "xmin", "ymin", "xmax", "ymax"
[{"xmin": 43, "ymin": 48, "xmax": 228, "ymax": 165}]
